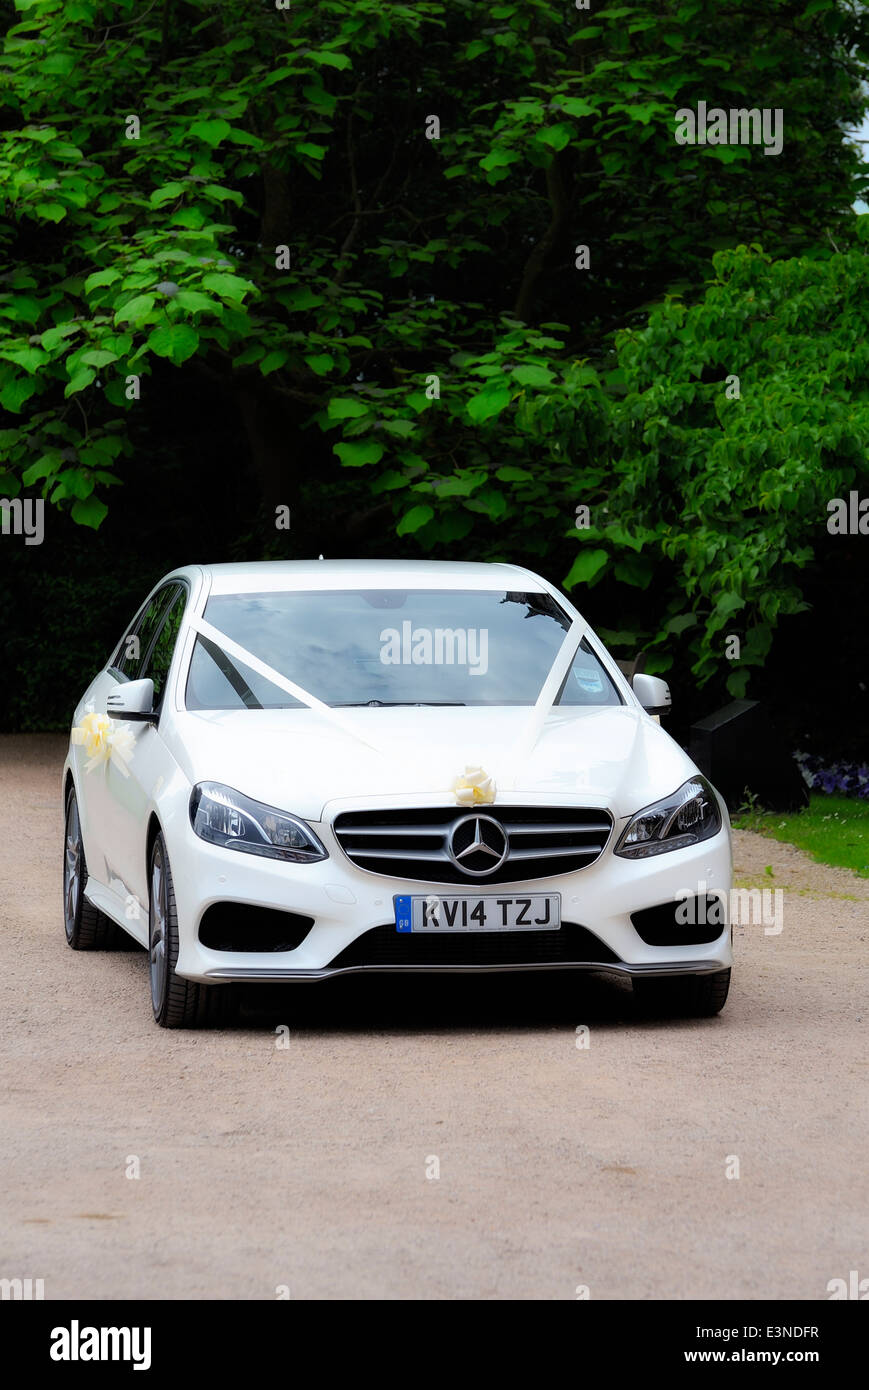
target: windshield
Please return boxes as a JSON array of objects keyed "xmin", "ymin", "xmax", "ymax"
[{"xmin": 185, "ymin": 588, "xmax": 623, "ymax": 710}]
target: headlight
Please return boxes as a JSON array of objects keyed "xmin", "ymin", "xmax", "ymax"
[
  {"xmin": 190, "ymin": 782, "xmax": 328, "ymax": 863},
  {"xmin": 614, "ymin": 776, "xmax": 721, "ymax": 859}
]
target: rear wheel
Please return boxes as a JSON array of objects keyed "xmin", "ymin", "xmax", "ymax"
[
  {"xmin": 149, "ymin": 831, "xmax": 237, "ymax": 1029},
  {"xmin": 632, "ymin": 968, "xmax": 731, "ymax": 1018},
  {"xmin": 63, "ymin": 788, "xmax": 123, "ymax": 949}
]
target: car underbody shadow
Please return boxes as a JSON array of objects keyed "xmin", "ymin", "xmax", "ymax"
[{"xmin": 228, "ymin": 968, "xmax": 638, "ymax": 1035}]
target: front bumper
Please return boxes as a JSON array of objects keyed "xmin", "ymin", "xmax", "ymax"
[
  {"xmin": 202, "ymin": 959, "xmax": 729, "ymax": 983},
  {"xmin": 167, "ymin": 802, "xmax": 733, "ymax": 985}
]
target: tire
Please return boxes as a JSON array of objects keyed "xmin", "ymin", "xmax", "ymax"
[
  {"xmin": 63, "ymin": 788, "xmax": 124, "ymax": 949},
  {"xmin": 632, "ymin": 968, "xmax": 731, "ymax": 1018},
  {"xmin": 148, "ymin": 831, "xmax": 238, "ymax": 1029}
]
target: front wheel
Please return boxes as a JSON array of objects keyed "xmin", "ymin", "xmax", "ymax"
[
  {"xmin": 148, "ymin": 831, "xmax": 237, "ymax": 1029},
  {"xmin": 632, "ymin": 968, "xmax": 731, "ymax": 1018}
]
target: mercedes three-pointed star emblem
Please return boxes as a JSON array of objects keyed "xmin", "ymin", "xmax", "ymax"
[{"xmin": 447, "ymin": 814, "xmax": 509, "ymax": 876}]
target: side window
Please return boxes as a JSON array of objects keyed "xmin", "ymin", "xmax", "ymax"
[
  {"xmin": 558, "ymin": 637, "xmax": 622, "ymax": 707},
  {"xmin": 141, "ymin": 588, "xmax": 187, "ymax": 707},
  {"xmin": 115, "ymin": 586, "xmax": 177, "ymax": 681}
]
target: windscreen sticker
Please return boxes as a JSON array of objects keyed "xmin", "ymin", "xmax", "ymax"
[{"xmin": 574, "ymin": 665, "xmax": 604, "ymax": 693}]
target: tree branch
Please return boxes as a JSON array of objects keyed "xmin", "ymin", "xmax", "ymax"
[{"xmin": 513, "ymin": 155, "xmax": 568, "ymax": 324}]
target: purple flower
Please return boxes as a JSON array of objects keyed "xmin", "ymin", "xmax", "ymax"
[{"xmin": 792, "ymin": 752, "xmax": 869, "ymax": 800}]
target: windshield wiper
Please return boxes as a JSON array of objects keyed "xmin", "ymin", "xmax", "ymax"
[{"xmin": 332, "ymin": 700, "xmax": 467, "ymax": 707}]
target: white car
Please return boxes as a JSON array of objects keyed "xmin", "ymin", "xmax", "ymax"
[{"xmin": 62, "ymin": 560, "xmax": 733, "ymax": 1027}]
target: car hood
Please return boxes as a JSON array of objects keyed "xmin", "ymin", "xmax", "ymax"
[{"xmin": 167, "ymin": 705, "xmax": 699, "ymax": 823}]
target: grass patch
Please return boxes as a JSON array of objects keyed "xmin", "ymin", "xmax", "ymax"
[{"xmin": 732, "ymin": 794, "xmax": 869, "ymax": 879}]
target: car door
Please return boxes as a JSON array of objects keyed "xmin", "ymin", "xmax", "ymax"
[
  {"xmin": 76, "ymin": 584, "xmax": 179, "ymax": 897},
  {"xmin": 100, "ymin": 583, "xmax": 189, "ymax": 916}
]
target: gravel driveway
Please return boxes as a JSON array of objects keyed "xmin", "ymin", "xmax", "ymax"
[{"xmin": 1, "ymin": 733, "xmax": 866, "ymax": 1300}]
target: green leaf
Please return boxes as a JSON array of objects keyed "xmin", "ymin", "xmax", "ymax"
[
  {"xmin": 465, "ymin": 486, "xmax": 507, "ymax": 520},
  {"xmin": 0, "ymin": 346, "xmax": 48, "ymax": 373},
  {"xmin": 201, "ymin": 272, "xmax": 253, "ymax": 303},
  {"xmin": 189, "ymin": 118, "xmax": 232, "ymax": 147},
  {"xmin": 173, "ymin": 290, "xmax": 216, "ymax": 314},
  {"xmin": 0, "ymin": 376, "xmax": 38, "ymax": 413},
  {"xmin": 310, "ymin": 50, "xmax": 352, "ymax": 70},
  {"xmin": 259, "ymin": 350, "xmax": 289, "ymax": 375},
  {"xmin": 149, "ymin": 183, "xmax": 187, "ymax": 207},
  {"xmin": 512, "ymin": 363, "xmax": 555, "ymax": 387},
  {"xmin": 41, "ymin": 323, "xmax": 80, "ymax": 351},
  {"xmin": 64, "ymin": 368, "xmax": 96, "ymax": 397},
  {"xmin": 0, "ymin": 295, "xmax": 41, "ymax": 325},
  {"xmin": 79, "ymin": 349, "xmax": 119, "ymax": 368},
  {"xmin": 71, "ymin": 495, "xmax": 108, "ymax": 529},
  {"xmin": 115, "ymin": 295, "xmax": 156, "ymax": 326},
  {"xmin": 34, "ymin": 203, "xmax": 66, "ymax": 222},
  {"xmin": 664, "ymin": 614, "xmax": 698, "ymax": 636},
  {"xmin": 328, "ymin": 398, "xmax": 369, "ymax": 421},
  {"xmin": 558, "ymin": 98, "xmax": 598, "ymax": 118},
  {"xmin": 40, "ymin": 52, "xmax": 76, "ymax": 75},
  {"xmin": 430, "ymin": 472, "xmax": 485, "ymax": 498},
  {"xmin": 396, "ymin": 504, "xmax": 434, "ymax": 535},
  {"xmin": 563, "ymin": 549, "xmax": 609, "ymax": 587},
  {"xmin": 380, "ymin": 419, "xmax": 415, "ymax": 438},
  {"xmin": 715, "ymin": 591, "xmax": 745, "ymax": 619},
  {"xmin": 536, "ymin": 125, "xmax": 572, "ymax": 151},
  {"xmin": 201, "ymin": 184, "xmax": 244, "ymax": 206},
  {"xmin": 21, "ymin": 457, "xmax": 57, "ymax": 486},
  {"xmin": 84, "ymin": 269, "xmax": 121, "ymax": 293},
  {"xmin": 725, "ymin": 669, "xmax": 750, "ymax": 698},
  {"xmin": 304, "ymin": 353, "xmax": 334, "ymax": 376},
  {"xmin": 59, "ymin": 468, "xmax": 94, "ymax": 500},
  {"xmin": 432, "ymin": 511, "xmax": 474, "ymax": 543},
  {"xmin": 278, "ymin": 287, "xmax": 324, "ymax": 312},
  {"xmin": 334, "ymin": 440, "xmax": 384, "ymax": 467},
  {"xmin": 467, "ymin": 384, "xmax": 512, "ymax": 422},
  {"xmin": 371, "ymin": 469, "xmax": 406, "ymax": 493},
  {"xmin": 614, "ymin": 555, "xmax": 654, "ymax": 589},
  {"xmin": 147, "ymin": 324, "xmax": 200, "ymax": 364},
  {"xmin": 170, "ymin": 208, "xmax": 207, "ymax": 230},
  {"xmin": 480, "ymin": 148, "xmax": 520, "ymax": 172}
]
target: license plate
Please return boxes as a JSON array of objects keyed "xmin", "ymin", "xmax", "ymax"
[{"xmin": 394, "ymin": 893, "xmax": 561, "ymax": 933}]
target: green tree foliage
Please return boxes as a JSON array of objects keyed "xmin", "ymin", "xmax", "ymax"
[
  {"xmin": 0, "ymin": 0, "xmax": 867, "ymax": 692},
  {"xmin": 574, "ymin": 239, "xmax": 869, "ymax": 691}
]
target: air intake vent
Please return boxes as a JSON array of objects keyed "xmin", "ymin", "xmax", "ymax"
[
  {"xmin": 328, "ymin": 921, "xmax": 618, "ymax": 969},
  {"xmin": 333, "ymin": 806, "xmax": 612, "ymax": 884},
  {"xmin": 631, "ymin": 896, "xmax": 726, "ymax": 947},
  {"xmin": 199, "ymin": 904, "xmax": 313, "ymax": 953}
]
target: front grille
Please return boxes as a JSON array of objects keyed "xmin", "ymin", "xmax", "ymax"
[
  {"xmin": 328, "ymin": 922, "xmax": 619, "ymax": 969},
  {"xmin": 332, "ymin": 805, "xmax": 612, "ymax": 884}
]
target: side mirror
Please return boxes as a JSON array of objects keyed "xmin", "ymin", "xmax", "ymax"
[
  {"xmin": 632, "ymin": 673, "xmax": 672, "ymax": 716},
  {"xmin": 106, "ymin": 677, "xmax": 156, "ymax": 722}
]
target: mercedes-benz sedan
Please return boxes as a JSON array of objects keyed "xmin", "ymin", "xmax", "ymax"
[{"xmin": 62, "ymin": 560, "xmax": 733, "ymax": 1027}]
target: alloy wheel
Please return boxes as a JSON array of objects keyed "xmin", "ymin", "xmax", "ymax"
[
  {"xmin": 63, "ymin": 797, "xmax": 82, "ymax": 942},
  {"xmin": 149, "ymin": 843, "xmax": 169, "ymax": 1014}
]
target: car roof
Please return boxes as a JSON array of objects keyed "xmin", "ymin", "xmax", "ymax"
[{"xmin": 170, "ymin": 559, "xmax": 554, "ymax": 596}]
